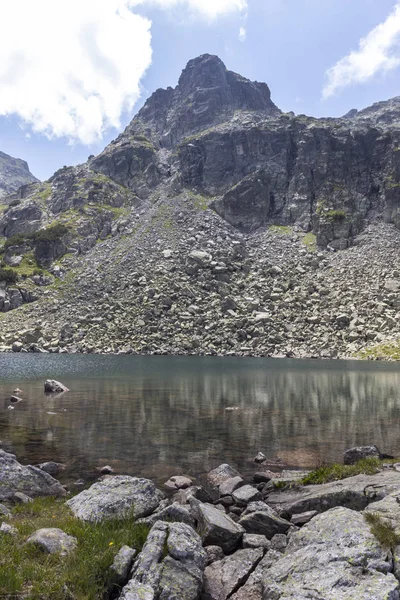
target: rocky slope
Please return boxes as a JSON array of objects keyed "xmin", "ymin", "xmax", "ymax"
[
  {"xmin": 1, "ymin": 54, "xmax": 400, "ymax": 359},
  {"xmin": 0, "ymin": 150, "xmax": 38, "ymax": 199}
]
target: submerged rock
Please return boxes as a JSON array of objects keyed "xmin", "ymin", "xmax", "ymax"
[
  {"xmin": 0, "ymin": 450, "xmax": 66, "ymax": 501},
  {"xmin": 44, "ymin": 379, "xmax": 69, "ymax": 394},
  {"xmin": 66, "ymin": 475, "xmax": 163, "ymax": 522}
]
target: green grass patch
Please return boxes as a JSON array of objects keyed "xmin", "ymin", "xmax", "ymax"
[
  {"xmin": 269, "ymin": 225, "xmax": 292, "ymax": 235},
  {"xmin": 300, "ymin": 457, "xmax": 385, "ymax": 485},
  {"xmin": 302, "ymin": 232, "xmax": 317, "ymax": 252},
  {"xmin": 356, "ymin": 341, "xmax": 400, "ymax": 361},
  {"xmin": 0, "ymin": 497, "xmax": 149, "ymax": 600},
  {"xmin": 325, "ymin": 209, "xmax": 346, "ymax": 223},
  {"xmin": 364, "ymin": 512, "xmax": 400, "ymax": 550},
  {"xmin": 0, "ymin": 267, "xmax": 18, "ymax": 283}
]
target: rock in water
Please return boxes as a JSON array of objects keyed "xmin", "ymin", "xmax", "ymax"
[
  {"xmin": 261, "ymin": 507, "xmax": 399, "ymax": 599},
  {"xmin": 66, "ymin": 475, "xmax": 163, "ymax": 522},
  {"xmin": 44, "ymin": 380, "xmax": 69, "ymax": 394},
  {"xmin": 26, "ymin": 528, "xmax": 77, "ymax": 556},
  {"xmin": 343, "ymin": 444, "xmax": 381, "ymax": 465},
  {"xmin": 0, "ymin": 450, "xmax": 66, "ymax": 501}
]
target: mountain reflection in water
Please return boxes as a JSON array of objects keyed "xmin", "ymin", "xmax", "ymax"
[{"xmin": 1, "ymin": 354, "xmax": 400, "ymax": 485}]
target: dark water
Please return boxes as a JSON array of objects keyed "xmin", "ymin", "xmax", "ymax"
[{"xmin": 1, "ymin": 354, "xmax": 400, "ymax": 486}]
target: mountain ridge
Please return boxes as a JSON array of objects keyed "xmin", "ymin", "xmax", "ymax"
[{"xmin": 1, "ymin": 54, "xmax": 400, "ymax": 361}]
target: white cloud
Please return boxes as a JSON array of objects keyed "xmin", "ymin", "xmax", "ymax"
[
  {"xmin": 323, "ymin": 2, "xmax": 400, "ymax": 98},
  {"xmin": 0, "ymin": 0, "xmax": 152, "ymax": 144},
  {"xmin": 0, "ymin": 0, "xmax": 247, "ymax": 144},
  {"xmin": 133, "ymin": 0, "xmax": 247, "ymax": 20},
  {"xmin": 239, "ymin": 26, "xmax": 247, "ymax": 42}
]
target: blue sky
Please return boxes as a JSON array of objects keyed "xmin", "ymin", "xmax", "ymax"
[{"xmin": 0, "ymin": 0, "xmax": 399, "ymax": 181}]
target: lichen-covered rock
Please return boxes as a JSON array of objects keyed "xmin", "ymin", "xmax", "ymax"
[
  {"xmin": 239, "ymin": 503, "xmax": 291, "ymax": 539},
  {"xmin": 136, "ymin": 501, "xmax": 195, "ymax": 528},
  {"xmin": 121, "ymin": 521, "xmax": 206, "ymax": 600},
  {"xmin": 207, "ymin": 464, "xmax": 241, "ymax": 488},
  {"xmin": 109, "ymin": 545, "xmax": 137, "ymax": 587},
  {"xmin": 26, "ymin": 528, "xmax": 77, "ymax": 556},
  {"xmin": 202, "ymin": 548, "xmax": 264, "ymax": 600},
  {"xmin": 191, "ymin": 500, "xmax": 244, "ymax": 553},
  {"xmin": 261, "ymin": 507, "xmax": 399, "ymax": 599},
  {"xmin": 266, "ymin": 470, "xmax": 400, "ymax": 516},
  {"xmin": 66, "ymin": 475, "xmax": 163, "ymax": 522},
  {"xmin": 0, "ymin": 450, "xmax": 66, "ymax": 501}
]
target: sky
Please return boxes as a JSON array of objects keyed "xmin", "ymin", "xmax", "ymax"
[{"xmin": 0, "ymin": 0, "xmax": 399, "ymax": 181}]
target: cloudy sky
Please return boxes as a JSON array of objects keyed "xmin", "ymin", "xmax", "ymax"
[{"xmin": 0, "ymin": 0, "xmax": 399, "ymax": 180}]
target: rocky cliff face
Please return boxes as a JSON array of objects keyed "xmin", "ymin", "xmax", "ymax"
[
  {"xmin": 1, "ymin": 55, "xmax": 400, "ymax": 359},
  {"xmin": 0, "ymin": 151, "xmax": 38, "ymax": 199}
]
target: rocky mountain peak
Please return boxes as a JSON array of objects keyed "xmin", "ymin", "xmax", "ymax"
[
  {"xmin": 0, "ymin": 151, "xmax": 38, "ymax": 199},
  {"xmin": 129, "ymin": 54, "xmax": 280, "ymax": 146}
]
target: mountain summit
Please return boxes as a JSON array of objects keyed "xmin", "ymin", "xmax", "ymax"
[{"xmin": 0, "ymin": 151, "xmax": 38, "ymax": 199}]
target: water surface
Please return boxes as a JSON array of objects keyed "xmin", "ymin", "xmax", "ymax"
[{"xmin": 1, "ymin": 355, "xmax": 400, "ymax": 485}]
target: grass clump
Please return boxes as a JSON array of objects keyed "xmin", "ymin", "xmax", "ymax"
[
  {"xmin": 300, "ymin": 457, "xmax": 383, "ymax": 485},
  {"xmin": 0, "ymin": 267, "xmax": 18, "ymax": 283},
  {"xmin": 0, "ymin": 497, "xmax": 150, "ymax": 600},
  {"xmin": 33, "ymin": 223, "xmax": 69, "ymax": 243},
  {"xmin": 356, "ymin": 341, "xmax": 400, "ymax": 361},
  {"xmin": 364, "ymin": 512, "xmax": 400, "ymax": 550},
  {"xmin": 269, "ymin": 225, "xmax": 292, "ymax": 235},
  {"xmin": 325, "ymin": 209, "xmax": 346, "ymax": 223},
  {"xmin": 303, "ymin": 232, "xmax": 317, "ymax": 252}
]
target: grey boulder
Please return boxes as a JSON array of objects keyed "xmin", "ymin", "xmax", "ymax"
[
  {"xmin": 191, "ymin": 500, "xmax": 244, "ymax": 553},
  {"xmin": 343, "ymin": 445, "xmax": 381, "ymax": 465},
  {"xmin": 26, "ymin": 528, "xmax": 77, "ymax": 556},
  {"xmin": 261, "ymin": 507, "xmax": 399, "ymax": 599},
  {"xmin": 121, "ymin": 521, "xmax": 206, "ymax": 600},
  {"xmin": 207, "ymin": 464, "xmax": 241, "ymax": 488},
  {"xmin": 0, "ymin": 450, "xmax": 66, "ymax": 501},
  {"xmin": 202, "ymin": 548, "xmax": 264, "ymax": 600},
  {"xmin": 239, "ymin": 503, "xmax": 291, "ymax": 539},
  {"xmin": 66, "ymin": 475, "xmax": 163, "ymax": 522},
  {"xmin": 232, "ymin": 485, "xmax": 262, "ymax": 506},
  {"xmin": 109, "ymin": 545, "xmax": 137, "ymax": 587},
  {"xmin": 136, "ymin": 501, "xmax": 195, "ymax": 528},
  {"xmin": 44, "ymin": 379, "xmax": 69, "ymax": 394}
]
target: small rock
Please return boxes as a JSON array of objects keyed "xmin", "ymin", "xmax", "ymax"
[
  {"xmin": 164, "ymin": 475, "xmax": 192, "ymax": 490},
  {"xmin": 13, "ymin": 492, "xmax": 33, "ymax": 504},
  {"xmin": 242, "ymin": 533, "xmax": 271, "ymax": 550},
  {"xmin": 270, "ymin": 533, "xmax": 287, "ymax": 553},
  {"xmin": 26, "ymin": 528, "xmax": 77, "ymax": 555},
  {"xmin": 207, "ymin": 464, "xmax": 241, "ymax": 487},
  {"xmin": 37, "ymin": 462, "xmax": 65, "ymax": 477},
  {"xmin": 100, "ymin": 465, "xmax": 114, "ymax": 475},
  {"xmin": 0, "ymin": 522, "xmax": 17, "ymax": 535},
  {"xmin": 44, "ymin": 379, "xmax": 69, "ymax": 394},
  {"xmin": 343, "ymin": 445, "xmax": 381, "ymax": 465},
  {"xmin": 290, "ymin": 510, "xmax": 318, "ymax": 525},
  {"xmin": 232, "ymin": 485, "xmax": 262, "ymax": 506},
  {"xmin": 9, "ymin": 395, "xmax": 22, "ymax": 403},
  {"xmin": 254, "ymin": 452, "xmax": 266, "ymax": 464},
  {"xmin": 219, "ymin": 476, "xmax": 244, "ymax": 496},
  {"xmin": 206, "ymin": 545, "xmax": 225, "ymax": 565}
]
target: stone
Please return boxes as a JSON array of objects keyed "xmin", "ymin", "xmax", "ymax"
[
  {"xmin": 26, "ymin": 528, "xmax": 77, "ymax": 555},
  {"xmin": 242, "ymin": 534, "xmax": 271, "ymax": 550},
  {"xmin": 66, "ymin": 475, "xmax": 163, "ymax": 522},
  {"xmin": 207, "ymin": 464, "xmax": 241, "ymax": 487},
  {"xmin": 0, "ymin": 451, "xmax": 66, "ymax": 502},
  {"xmin": 164, "ymin": 475, "xmax": 192, "ymax": 490},
  {"xmin": 44, "ymin": 379, "xmax": 69, "ymax": 394},
  {"xmin": 239, "ymin": 503, "xmax": 291, "ymax": 539},
  {"xmin": 343, "ymin": 444, "xmax": 381, "ymax": 465},
  {"xmin": 253, "ymin": 472, "xmax": 277, "ymax": 484},
  {"xmin": 173, "ymin": 485, "xmax": 213, "ymax": 505},
  {"xmin": 109, "ymin": 545, "xmax": 137, "ymax": 587},
  {"xmin": 100, "ymin": 465, "xmax": 114, "ymax": 475},
  {"xmin": 13, "ymin": 492, "xmax": 33, "ymax": 504},
  {"xmin": 270, "ymin": 533, "xmax": 287, "ymax": 553},
  {"xmin": 191, "ymin": 500, "xmax": 244, "ymax": 553},
  {"xmin": 11, "ymin": 341, "xmax": 23, "ymax": 353},
  {"xmin": 37, "ymin": 462, "xmax": 65, "ymax": 477},
  {"xmin": 0, "ymin": 522, "xmax": 17, "ymax": 535},
  {"xmin": 188, "ymin": 250, "xmax": 212, "ymax": 267},
  {"xmin": 254, "ymin": 452, "xmax": 266, "ymax": 464},
  {"xmin": 0, "ymin": 503, "xmax": 12, "ymax": 518},
  {"xmin": 261, "ymin": 507, "xmax": 399, "ymax": 600},
  {"xmin": 290, "ymin": 510, "xmax": 317, "ymax": 525},
  {"xmin": 9, "ymin": 395, "xmax": 22, "ymax": 403},
  {"xmin": 266, "ymin": 470, "xmax": 400, "ymax": 516},
  {"xmin": 206, "ymin": 546, "xmax": 225, "ymax": 565},
  {"xmin": 136, "ymin": 501, "xmax": 195, "ymax": 528},
  {"xmin": 121, "ymin": 521, "xmax": 206, "ymax": 600},
  {"xmin": 202, "ymin": 548, "xmax": 264, "ymax": 600},
  {"xmin": 229, "ymin": 550, "xmax": 281, "ymax": 600},
  {"xmin": 232, "ymin": 485, "xmax": 262, "ymax": 506},
  {"xmin": 219, "ymin": 476, "xmax": 244, "ymax": 496}
]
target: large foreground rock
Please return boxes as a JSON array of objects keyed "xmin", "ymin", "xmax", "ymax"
[
  {"xmin": 0, "ymin": 450, "xmax": 66, "ymax": 501},
  {"xmin": 261, "ymin": 507, "xmax": 399, "ymax": 599},
  {"xmin": 202, "ymin": 548, "xmax": 264, "ymax": 600},
  {"xmin": 66, "ymin": 475, "xmax": 163, "ymax": 522},
  {"xmin": 121, "ymin": 521, "xmax": 206, "ymax": 600},
  {"xmin": 266, "ymin": 470, "xmax": 400, "ymax": 516}
]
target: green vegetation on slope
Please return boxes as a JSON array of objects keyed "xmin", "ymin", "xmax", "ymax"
[
  {"xmin": 300, "ymin": 457, "xmax": 386, "ymax": 485},
  {"xmin": 364, "ymin": 512, "xmax": 400, "ymax": 550},
  {"xmin": 0, "ymin": 497, "xmax": 149, "ymax": 600}
]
